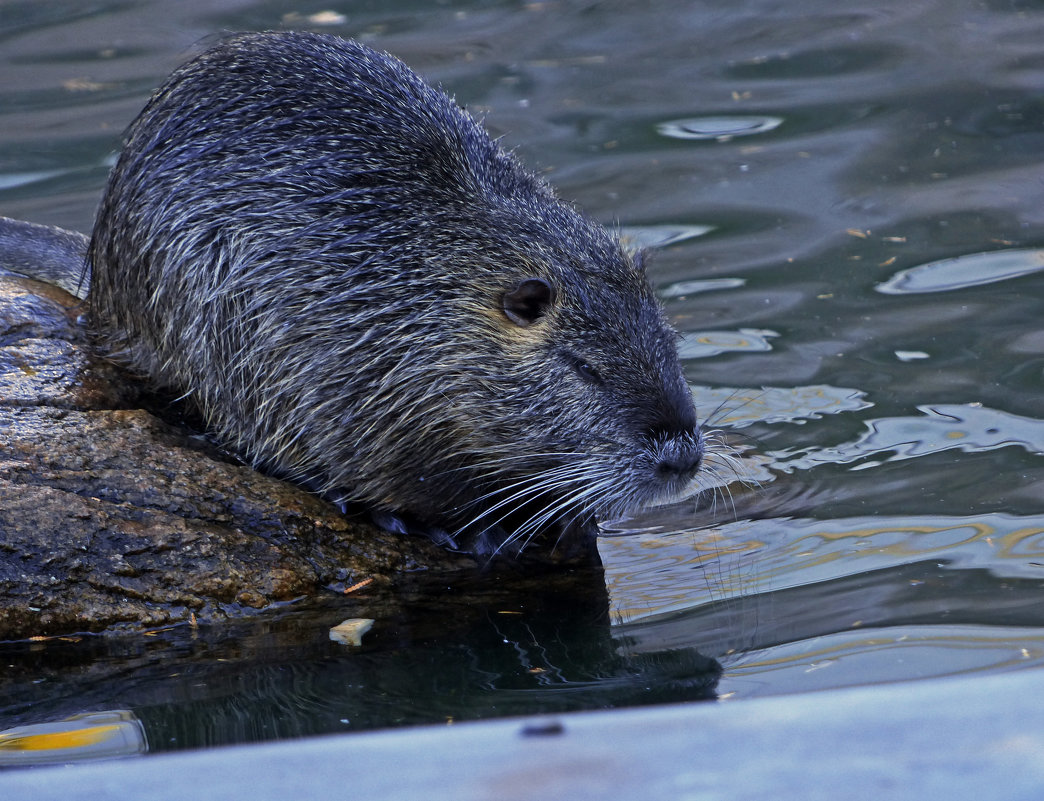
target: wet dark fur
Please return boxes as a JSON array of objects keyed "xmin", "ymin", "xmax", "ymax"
[{"xmin": 88, "ymin": 31, "xmax": 705, "ymax": 555}]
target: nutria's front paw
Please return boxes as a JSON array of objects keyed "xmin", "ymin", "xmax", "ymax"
[{"xmin": 370, "ymin": 509, "xmax": 461, "ymax": 551}]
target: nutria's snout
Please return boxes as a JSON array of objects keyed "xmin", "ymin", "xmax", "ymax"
[
  {"xmin": 645, "ymin": 410, "xmax": 705, "ymax": 503},
  {"xmin": 642, "ymin": 371, "xmax": 704, "ymax": 485}
]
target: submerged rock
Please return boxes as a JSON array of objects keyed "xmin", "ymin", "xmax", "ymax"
[{"xmin": 0, "ymin": 272, "xmax": 600, "ymax": 640}]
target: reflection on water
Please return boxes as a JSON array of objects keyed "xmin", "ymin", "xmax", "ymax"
[
  {"xmin": 769, "ymin": 403, "xmax": 1044, "ymax": 472},
  {"xmin": 726, "ymin": 625, "xmax": 1044, "ymax": 696},
  {"xmin": 0, "ymin": 168, "xmax": 76, "ymax": 191},
  {"xmin": 610, "ymin": 512, "xmax": 1044, "ymax": 609},
  {"xmin": 4, "ymin": 0, "xmax": 1044, "ymax": 761},
  {"xmin": 877, "ymin": 248, "xmax": 1044, "ymax": 294},
  {"xmin": 691, "ymin": 383, "xmax": 872, "ymax": 428},
  {"xmin": 660, "ymin": 276, "xmax": 746, "ymax": 298},
  {"xmin": 0, "ymin": 710, "xmax": 146, "ymax": 767},
  {"xmin": 604, "ymin": 512, "xmax": 1044, "ymax": 695},
  {"xmin": 618, "ymin": 224, "xmax": 716, "ymax": 249},
  {"xmin": 656, "ymin": 115, "xmax": 785, "ymax": 141},
  {"xmin": 678, "ymin": 328, "xmax": 778, "ymax": 358}
]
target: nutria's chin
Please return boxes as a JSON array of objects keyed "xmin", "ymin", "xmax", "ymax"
[{"xmin": 87, "ymin": 31, "xmax": 706, "ymax": 556}]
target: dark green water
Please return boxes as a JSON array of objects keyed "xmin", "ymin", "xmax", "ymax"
[{"xmin": 3, "ymin": 0, "xmax": 1044, "ymax": 758}]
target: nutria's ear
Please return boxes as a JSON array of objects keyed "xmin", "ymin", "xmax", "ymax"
[
  {"xmin": 502, "ymin": 278, "xmax": 555, "ymax": 326},
  {"xmin": 632, "ymin": 248, "xmax": 649, "ymax": 273}
]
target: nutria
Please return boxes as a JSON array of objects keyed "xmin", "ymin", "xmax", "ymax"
[{"xmin": 60, "ymin": 32, "xmax": 707, "ymax": 556}]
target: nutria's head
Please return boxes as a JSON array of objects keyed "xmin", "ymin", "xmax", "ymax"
[
  {"xmin": 86, "ymin": 30, "xmax": 706, "ymax": 556},
  {"xmin": 444, "ymin": 232, "xmax": 704, "ymax": 551}
]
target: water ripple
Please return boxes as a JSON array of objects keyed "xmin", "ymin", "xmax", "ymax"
[{"xmin": 656, "ymin": 115, "xmax": 783, "ymax": 141}]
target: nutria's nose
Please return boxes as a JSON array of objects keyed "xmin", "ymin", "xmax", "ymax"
[
  {"xmin": 647, "ymin": 406, "xmax": 704, "ymax": 481},
  {"xmin": 655, "ymin": 435, "xmax": 704, "ymax": 480},
  {"xmin": 642, "ymin": 370, "xmax": 702, "ymax": 479}
]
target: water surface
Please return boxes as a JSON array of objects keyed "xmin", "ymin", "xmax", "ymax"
[{"xmin": 3, "ymin": 0, "xmax": 1044, "ymax": 759}]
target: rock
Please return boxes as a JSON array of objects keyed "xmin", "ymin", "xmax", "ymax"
[{"xmin": 0, "ymin": 273, "xmax": 600, "ymax": 640}]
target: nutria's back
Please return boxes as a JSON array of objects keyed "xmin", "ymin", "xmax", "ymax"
[{"xmin": 88, "ymin": 31, "xmax": 705, "ymax": 556}]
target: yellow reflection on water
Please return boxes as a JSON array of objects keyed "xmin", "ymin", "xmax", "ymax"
[
  {"xmin": 602, "ymin": 513, "xmax": 1044, "ymax": 625},
  {"xmin": 0, "ymin": 710, "xmax": 146, "ymax": 766}
]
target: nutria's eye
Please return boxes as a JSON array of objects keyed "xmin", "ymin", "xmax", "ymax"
[
  {"xmin": 576, "ymin": 361, "xmax": 602, "ymax": 383},
  {"xmin": 567, "ymin": 354, "xmax": 603, "ymax": 385},
  {"xmin": 502, "ymin": 278, "xmax": 554, "ymax": 326}
]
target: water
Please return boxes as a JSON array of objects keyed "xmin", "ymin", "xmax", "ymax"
[{"xmin": 3, "ymin": 0, "xmax": 1044, "ymax": 760}]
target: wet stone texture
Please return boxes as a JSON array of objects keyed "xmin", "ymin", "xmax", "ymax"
[{"xmin": 0, "ymin": 273, "xmax": 599, "ymax": 640}]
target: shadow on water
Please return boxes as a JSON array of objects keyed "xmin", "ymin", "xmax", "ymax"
[{"xmin": 0, "ymin": 569, "xmax": 721, "ymax": 761}]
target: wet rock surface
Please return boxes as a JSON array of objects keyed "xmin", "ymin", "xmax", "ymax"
[{"xmin": 0, "ymin": 272, "xmax": 600, "ymax": 640}]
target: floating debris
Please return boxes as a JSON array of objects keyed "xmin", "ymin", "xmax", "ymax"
[{"xmin": 330, "ymin": 618, "xmax": 375, "ymax": 647}]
